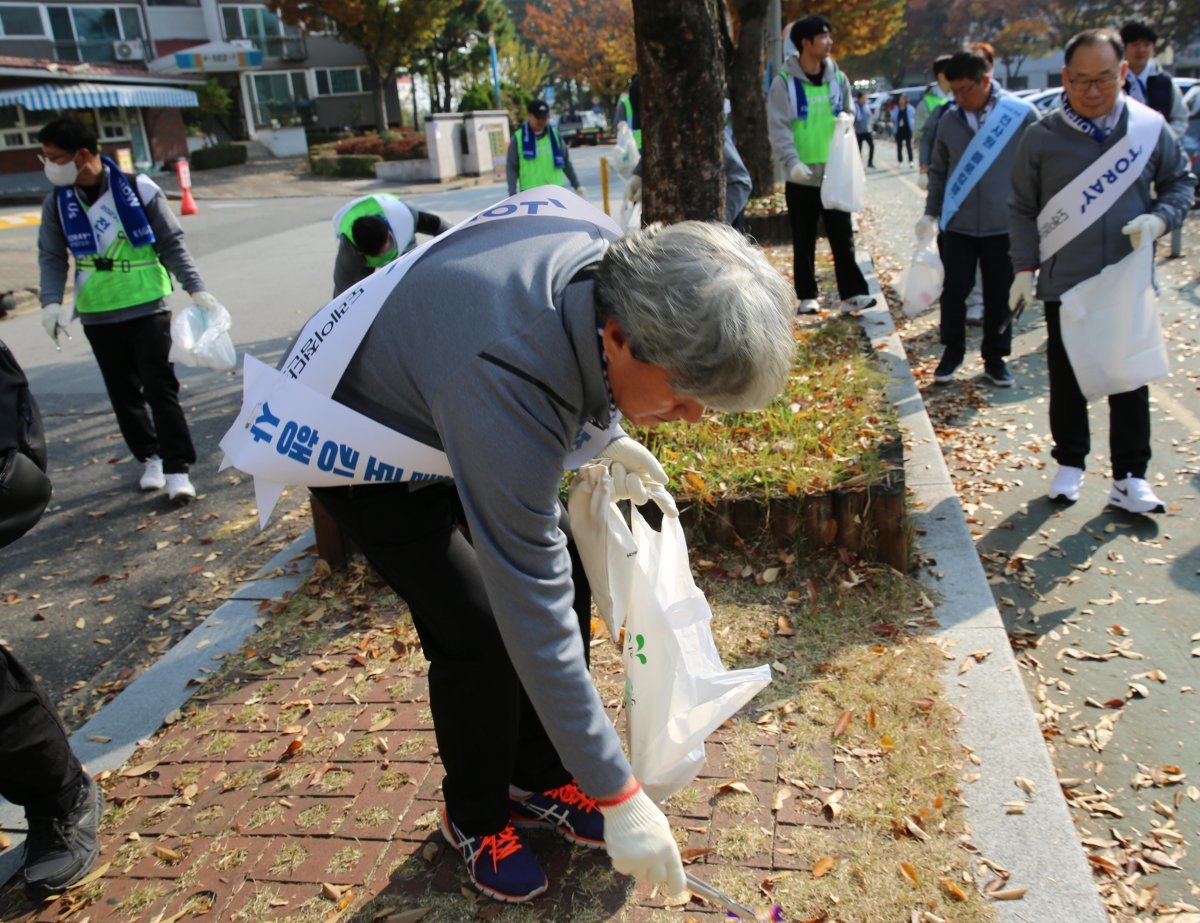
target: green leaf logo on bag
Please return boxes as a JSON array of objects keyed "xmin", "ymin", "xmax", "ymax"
[{"xmin": 632, "ymin": 634, "xmax": 648, "ymax": 665}]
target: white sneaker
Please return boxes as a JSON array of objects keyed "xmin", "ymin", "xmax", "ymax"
[
  {"xmin": 1108, "ymin": 475, "xmax": 1165, "ymax": 514},
  {"xmin": 165, "ymin": 473, "xmax": 196, "ymax": 503},
  {"xmin": 965, "ymin": 302, "xmax": 984, "ymax": 326},
  {"xmin": 840, "ymin": 294, "xmax": 877, "ymax": 312},
  {"xmin": 1048, "ymin": 465, "xmax": 1084, "ymax": 504},
  {"xmin": 797, "ymin": 298, "xmax": 821, "ymax": 315},
  {"xmin": 139, "ymin": 456, "xmax": 165, "ymax": 491}
]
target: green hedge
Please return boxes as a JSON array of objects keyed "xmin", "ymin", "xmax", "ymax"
[
  {"xmin": 309, "ymin": 154, "xmax": 381, "ymax": 178},
  {"xmin": 189, "ymin": 143, "xmax": 248, "ymax": 170}
]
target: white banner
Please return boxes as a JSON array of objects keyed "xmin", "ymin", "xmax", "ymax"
[{"xmin": 219, "ymin": 187, "xmax": 624, "ymax": 526}]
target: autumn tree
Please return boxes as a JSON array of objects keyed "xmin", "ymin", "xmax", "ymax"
[
  {"xmin": 726, "ymin": 0, "xmax": 773, "ymax": 196},
  {"xmin": 781, "ymin": 0, "xmax": 906, "ymax": 60},
  {"xmin": 842, "ymin": 0, "xmax": 955, "ymax": 88},
  {"xmin": 632, "ymin": 0, "xmax": 725, "ymax": 223},
  {"xmin": 268, "ymin": 0, "xmax": 451, "ymax": 131},
  {"xmin": 522, "ymin": 0, "xmax": 636, "ymax": 115},
  {"xmin": 422, "ymin": 0, "xmax": 514, "ymax": 113}
]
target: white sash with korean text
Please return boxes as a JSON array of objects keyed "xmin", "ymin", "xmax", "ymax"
[
  {"xmin": 940, "ymin": 94, "xmax": 1032, "ymax": 227},
  {"xmin": 218, "ymin": 187, "xmax": 624, "ymax": 526},
  {"xmin": 1036, "ymin": 98, "xmax": 1164, "ymax": 262}
]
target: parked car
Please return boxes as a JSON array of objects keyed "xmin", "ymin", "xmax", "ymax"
[
  {"xmin": 1023, "ymin": 87, "xmax": 1063, "ymax": 116},
  {"xmin": 556, "ymin": 112, "xmax": 608, "ymax": 147}
]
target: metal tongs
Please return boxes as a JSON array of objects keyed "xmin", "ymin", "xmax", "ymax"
[{"xmin": 686, "ymin": 872, "xmax": 784, "ymax": 921}]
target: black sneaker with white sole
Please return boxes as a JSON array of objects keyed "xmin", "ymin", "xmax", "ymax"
[
  {"xmin": 933, "ymin": 349, "xmax": 964, "ymax": 384},
  {"xmin": 983, "ymin": 360, "xmax": 1014, "ymax": 387},
  {"xmin": 22, "ymin": 776, "xmax": 103, "ymax": 897}
]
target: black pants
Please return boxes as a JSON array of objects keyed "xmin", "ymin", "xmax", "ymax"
[
  {"xmin": 895, "ymin": 128, "xmax": 913, "ymax": 162},
  {"xmin": 938, "ymin": 231, "xmax": 1013, "ymax": 362},
  {"xmin": 310, "ymin": 482, "xmax": 591, "ymax": 835},
  {"xmin": 1044, "ymin": 301, "xmax": 1151, "ymax": 479},
  {"xmin": 83, "ymin": 312, "xmax": 195, "ymax": 474},
  {"xmin": 0, "ymin": 645, "xmax": 85, "ymax": 817},
  {"xmin": 856, "ymin": 132, "xmax": 874, "ymax": 166},
  {"xmin": 785, "ymin": 181, "xmax": 868, "ymax": 301}
]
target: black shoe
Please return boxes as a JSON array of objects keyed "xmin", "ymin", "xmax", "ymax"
[
  {"xmin": 22, "ymin": 776, "xmax": 103, "ymax": 897},
  {"xmin": 983, "ymin": 359, "xmax": 1014, "ymax": 387},
  {"xmin": 933, "ymin": 349, "xmax": 964, "ymax": 384}
]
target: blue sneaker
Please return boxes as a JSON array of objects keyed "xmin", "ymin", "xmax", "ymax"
[
  {"xmin": 440, "ymin": 809, "xmax": 548, "ymax": 903},
  {"xmin": 510, "ymin": 780, "xmax": 605, "ymax": 849}
]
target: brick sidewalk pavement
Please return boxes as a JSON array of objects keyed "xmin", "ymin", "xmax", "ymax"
[{"xmin": 0, "ymin": 607, "xmax": 855, "ymax": 923}]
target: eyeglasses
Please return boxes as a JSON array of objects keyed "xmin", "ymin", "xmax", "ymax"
[
  {"xmin": 1066, "ymin": 74, "xmax": 1118, "ymax": 92},
  {"xmin": 949, "ymin": 81, "xmax": 981, "ymax": 97},
  {"xmin": 37, "ymin": 152, "xmax": 74, "ymax": 165}
]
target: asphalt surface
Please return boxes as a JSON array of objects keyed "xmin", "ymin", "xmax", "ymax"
[{"xmin": 858, "ymin": 158, "xmax": 1200, "ymax": 916}]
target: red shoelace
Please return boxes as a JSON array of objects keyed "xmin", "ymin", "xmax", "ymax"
[
  {"xmin": 544, "ymin": 781, "xmax": 599, "ymax": 813},
  {"xmin": 479, "ymin": 824, "xmax": 523, "ymax": 871}
]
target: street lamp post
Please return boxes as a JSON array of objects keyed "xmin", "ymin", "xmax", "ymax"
[{"xmin": 487, "ymin": 32, "xmax": 501, "ymax": 109}]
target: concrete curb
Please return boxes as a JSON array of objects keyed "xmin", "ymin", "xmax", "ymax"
[
  {"xmin": 0, "ymin": 528, "xmax": 320, "ymax": 887},
  {"xmin": 853, "ymin": 250, "xmax": 1107, "ymax": 922}
]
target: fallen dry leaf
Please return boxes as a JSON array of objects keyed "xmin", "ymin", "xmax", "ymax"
[{"xmin": 812, "ymin": 856, "xmax": 835, "ymax": 878}]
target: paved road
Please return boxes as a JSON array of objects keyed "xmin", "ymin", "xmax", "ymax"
[
  {"xmin": 858, "ymin": 160, "xmax": 1200, "ymax": 915},
  {"xmin": 0, "ymin": 147, "xmax": 624, "ymax": 723}
]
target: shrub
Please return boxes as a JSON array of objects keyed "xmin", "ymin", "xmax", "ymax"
[
  {"xmin": 309, "ymin": 154, "xmax": 381, "ymax": 178},
  {"xmin": 334, "ymin": 133, "xmax": 426, "ymax": 161},
  {"xmin": 189, "ymin": 143, "xmax": 247, "ymax": 170}
]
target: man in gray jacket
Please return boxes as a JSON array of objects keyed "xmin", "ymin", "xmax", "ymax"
[
  {"xmin": 768, "ymin": 15, "xmax": 874, "ymax": 315},
  {"xmin": 307, "ymin": 214, "xmax": 795, "ymax": 903},
  {"xmin": 918, "ymin": 50, "xmax": 1038, "ymax": 387},
  {"xmin": 1009, "ymin": 29, "xmax": 1193, "ymax": 513}
]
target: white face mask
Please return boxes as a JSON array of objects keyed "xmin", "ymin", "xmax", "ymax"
[{"xmin": 43, "ymin": 157, "xmax": 80, "ymax": 186}]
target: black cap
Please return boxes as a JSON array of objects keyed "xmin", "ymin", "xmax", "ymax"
[{"xmin": 527, "ymin": 99, "xmax": 550, "ymax": 118}]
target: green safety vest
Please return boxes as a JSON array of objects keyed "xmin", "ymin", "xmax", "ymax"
[
  {"xmin": 337, "ymin": 195, "xmax": 399, "ymax": 267},
  {"xmin": 518, "ymin": 130, "xmax": 567, "ymax": 191},
  {"xmin": 790, "ymin": 82, "xmax": 836, "ymax": 166},
  {"xmin": 74, "ymin": 201, "xmax": 171, "ymax": 315},
  {"xmin": 923, "ymin": 93, "xmax": 949, "ymax": 112},
  {"xmin": 618, "ymin": 95, "xmax": 642, "ymax": 150}
]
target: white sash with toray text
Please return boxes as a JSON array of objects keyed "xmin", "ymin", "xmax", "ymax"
[
  {"xmin": 218, "ymin": 187, "xmax": 624, "ymax": 526},
  {"xmin": 1036, "ymin": 98, "xmax": 1164, "ymax": 262}
]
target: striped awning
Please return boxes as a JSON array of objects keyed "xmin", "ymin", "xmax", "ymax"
[{"xmin": 0, "ymin": 82, "xmax": 199, "ymax": 111}]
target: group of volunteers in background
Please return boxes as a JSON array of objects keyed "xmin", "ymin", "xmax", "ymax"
[{"xmin": 4, "ymin": 9, "xmax": 1192, "ymax": 907}]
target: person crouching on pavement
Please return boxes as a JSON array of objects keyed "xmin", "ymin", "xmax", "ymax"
[
  {"xmin": 1008, "ymin": 29, "xmax": 1193, "ymax": 512},
  {"xmin": 307, "ymin": 216, "xmax": 796, "ymax": 903},
  {"xmin": 37, "ymin": 116, "xmax": 219, "ymax": 503},
  {"xmin": 331, "ymin": 193, "xmax": 451, "ymax": 296},
  {"xmin": 918, "ymin": 50, "xmax": 1037, "ymax": 388},
  {"xmin": 506, "ymin": 98, "xmax": 586, "ymax": 198}
]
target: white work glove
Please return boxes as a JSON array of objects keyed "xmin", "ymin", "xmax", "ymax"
[
  {"xmin": 599, "ymin": 786, "xmax": 686, "ymax": 896},
  {"xmin": 190, "ymin": 291, "xmax": 220, "ymax": 311},
  {"xmin": 41, "ymin": 303, "xmax": 70, "ymax": 343},
  {"xmin": 1121, "ymin": 214, "xmax": 1167, "ymax": 250},
  {"xmin": 574, "ymin": 185, "xmax": 588, "ymax": 199},
  {"xmin": 914, "ymin": 215, "xmax": 938, "ymax": 242},
  {"xmin": 624, "ymin": 175, "xmax": 642, "ymax": 204},
  {"xmin": 789, "ymin": 162, "xmax": 812, "ymax": 182},
  {"xmin": 917, "ymin": 172, "xmax": 929, "ymax": 190},
  {"xmin": 598, "ymin": 436, "xmax": 679, "ymax": 518},
  {"xmin": 1008, "ymin": 270, "xmax": 1034, "ymax": 314}
]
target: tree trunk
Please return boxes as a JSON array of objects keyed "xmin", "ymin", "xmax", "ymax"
[
  {"xmin": 729, "ymin": 0, "xmax": 773, "ymax": 197},
  {"xmin": 441, "ymin": 49, "xmax": 453, "ymax": 113},
  {"xmin": 411, "ymin": 75, "xmax": 419, "ymax": 128},
  {"xmin": 374, "ymin": 68, "xmax": 391, "ymax": 132},
  {"xmin": 632, "ymin": 0, "xmax": 725, "ymax": 223}
]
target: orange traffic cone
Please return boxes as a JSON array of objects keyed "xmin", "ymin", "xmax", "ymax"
[{"xmin": 180, "ymin": 186, "xmax": 199, "ymax": 216}]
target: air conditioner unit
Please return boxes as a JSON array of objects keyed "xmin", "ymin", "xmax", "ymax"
[{"xmin": 113, "ymin": 39, "xmax": 146, "ymax": 62}]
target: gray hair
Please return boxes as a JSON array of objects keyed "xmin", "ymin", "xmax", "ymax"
[{"xmin": 595, "ymin": 221, "xmax": 796, "ymax": 411}]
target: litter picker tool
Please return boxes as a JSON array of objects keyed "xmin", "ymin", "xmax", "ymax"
[{"xmin": 685, "ymin": 872, "xmax": 784, "ymax": 921}]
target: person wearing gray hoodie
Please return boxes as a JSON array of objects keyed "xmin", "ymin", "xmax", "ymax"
[
  {"xmin": 768, "ymin": 15, "xmax": 874, "ymax": 316},
  {"xmin": 1008, "ymin": 29, "xmax": 1194, "ymax": 514}
]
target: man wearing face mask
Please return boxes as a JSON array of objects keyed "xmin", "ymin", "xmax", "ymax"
[{"xmin": 36, "ymin": 116, "xmax": 218, "ymax": 503}]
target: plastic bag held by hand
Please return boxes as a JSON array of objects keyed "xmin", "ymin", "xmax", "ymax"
[
  {"xmin": 612, "ymin": 122, "xmax": 639, "ymax": 179},
  {"xmin": 169, "ymin": 301, "xmax": 236, "ymax": 370},
  {"xmin": 902, "ymin": 234, "xmax": 944, "ymax": 317},
  {"xmin": 820, "ymin": 113, "xmax": 866, "ymax": 212},
  {"xmin": 567, "ymin": 463, "xmax": 638, "ymax": 639},
  {"xmin": 624, "ymin": 508, "xmax": 771, "ymax": 802}
]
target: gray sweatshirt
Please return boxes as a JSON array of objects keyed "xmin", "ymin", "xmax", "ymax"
[
  {"xmin": 329, "ymin": 216, "xmax": 631, "ymax": 796},
  {"xmin": 767, "ymin": 56, "xmax": 854, "ymax": 188},
  {"xmin": 925, "ymin": 87, "xmax": 1038, "ymax": 237},
  {"xmin": 38, "ymin": 168, "xmax": 205, "ymax": 325},
  {"xmin": 505, "ymin": 126, "xmax": 581, "ymax": 196},
  {"xmin": 332, "ymin": 205, "xmax": 452, "ymax": 296},
  {"xmin": 1009, "ymin": 104, "xmax": 1194, "ymax": 300}
]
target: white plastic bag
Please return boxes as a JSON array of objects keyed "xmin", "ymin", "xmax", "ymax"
[
  {"xmin": 901, "ymin": 235, "xmax": 944, "ymax": 317},
  {"xmin": 566, "ymin": 463, "xmax": 638, "ymax": 639},
  {"xmin": 820, "ymin": 112, "xmax": 866, "ymax": 213},
  {"xmin": 169, "ymin": 301, "xmax": 236, "ymax": 371},
  {"xmin": 1059, "ymin": 241, "xmax": 1168, "ymax": 401},
  {"xmin": 624, "ymin": 508, "xmax": 772, "ymax": 803},
  {"xmin": 611, "ymin": 122, "xmax": 640, "ymax": 179},
  {"xmin": 619, "ymin": 199, "xmax": 642, "ymax": 234}
]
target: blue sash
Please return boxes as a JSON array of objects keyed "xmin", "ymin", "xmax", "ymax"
[
  {"xmin": 790, "ymin": 74, "xmax": 844, "ymax": 120},
  {"xmin": 520, "ymin": 123, "xmax": 564, "ymax": 167},
  {"xmin": 941, "ymin": 94, "xmax": 1033, "ymax": 227},
  {"xmin": 57, "ymin": 156, "xmax": 155, "ymax": 258}
]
